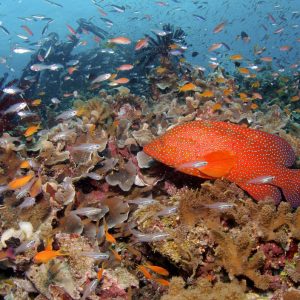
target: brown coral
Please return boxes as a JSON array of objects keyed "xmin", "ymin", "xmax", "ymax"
[
  {"xmin": 73, "ymin": 96, "xmax": 112, "ymax": 126},
  {"xmin": 132, "ymin": 179, "xmax": 300, "ymax": 291},
  {"xmin": 162, "ymin": 277, "xmax": 247, "ymax": 300}
]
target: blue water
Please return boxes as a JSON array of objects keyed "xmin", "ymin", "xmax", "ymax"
[{"xmin": 0, "ymin": 0, "xmax": 299, "ymax": 80}]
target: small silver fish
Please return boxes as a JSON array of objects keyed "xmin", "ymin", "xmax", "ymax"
[
  {"xmin": 2, "ymin": 87, "xmax": 23, "ymax": 95},
  {"xmin": 51, "ymin": 97, "xmax": 61, "ymax": 104},
  {"xmin": 85, "ymin": 172, "xmax": 102, "ymax": 180},
  {"xmin": 246, "ymin": 175, "xmax": 275, "ymax": 185},
  {"xmin": 169, "ymin": 49, "xmax": 184, "ymax": 56},
  {"xmin": 17, "ymin": 111, "xmax": 38, "ymax": 119},
  {"xmin": 14, "ymin": 240, "xmax": 35, "ymax": 254},
  {"xmin": 130, "ymin": 229, "xmax": 170, "ymax": 242},
  {"xmin": 70, "ymin": 143, "xmax": 103, "ymax": 152},
  {"xmin": 127, "ymin": 197, "xmax": 157, "ymax": 206},
  {"xmin": 49, "ymin": 63, "xmax": 63, "ymax": 71},
  {"xmin": 91, "ymin": 73, "xmax": 111, "ymax": 84},
  {"xmin": 155, "ymin": 206, "xmax": 177, "ymax": 217},
  {"xmin": 81, "ymin": 279, "xmax": 98, "ymax": 300},
  {"xmin": 55, "ymin": 109, "xmax": 77, "ymax": 120},
  {"xmin": 18, "ymin": 197, "xmax": 36, "ymax": 209},
  {"xmin": 66, "ymin": 59, "xmax": 79, "ymax": 66},
  {"xmin": 52, "ymin": 130, "xmax": 73, "ymax": 141},
  {"xmin": 30, "ymin": 63, "xmax": 50, "ymax": 72},
  {"xmin": 111, "ymin": 4, "xmax": 125, "ymax": 12},
  {"xmin": 13, "ymin": 47, "xmax": 34, "ymax": 54},
  {"xmin": 80, "ymin": 251, "xmax": 109, "ymax": 260},
  {"xmin": 176, "ymin": 160, "xmax": 208, "ymax": 170},
  {"xmin": 202, "ymin": 202, "xmax": 236, "ymax": 210},
  {"xmin": 31, "ymin": 14, "xmax": 47, "ymax": 20},
  {"xmin": 0, "ymin": 185, "xmax": 8, "ymax": 195},
  {"xmin": 151, "ymin": 29, "xmax": 171, "ymax": 36},
  {"xmin": 72, "ymin": 207, "xmax": 108, "ymax": 218},
  {"xmin": 16, "ymin": 34, "xmax": 29, "ymax": 40},
  {"xmin": 3, "ymin": 102, "xmax": 27, "ymax": 114},
  {"xmin": 100, "ymin": 49, "xmax": 114, "ymax": 54},
  {"xmin": 44, "ymin": 46, "xmax": 52, "ymax": 59}
]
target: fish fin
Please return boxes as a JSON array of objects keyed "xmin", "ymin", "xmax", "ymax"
[
  {"xmin": 199, "ymin": 150, "xmax": 236, "ymax": 178},
  {"xmin": 56, "ymin": 249, "xmax": 69, "ymax": 256},
  {"xmin": 241, "ymin": 183, "xmax": 282, "ymax": 204},
  {"xmin": 45, "ymin": 237, "xmax": 53, "ymax": 251},
  {"xmin": 196, "ymin": 173, "xmax": 215, "ymax": 179},
  {"xmin": 273, "ymin": 169, "xmax": 300, "ymax": 208}
]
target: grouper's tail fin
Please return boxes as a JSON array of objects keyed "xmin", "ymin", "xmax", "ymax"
[
  {"xmin": 274, "ymin": 168, "xmax": 300, "ymax": 208},
  {"xmin": 240, "ymin": 168, "xmax": 300, "ymax": 207}
]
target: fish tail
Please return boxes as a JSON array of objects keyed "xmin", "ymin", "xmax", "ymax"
[
  {"xmin": 274, "ymin": 168, "xmax": 300, "ymax": 208},
  {"xmin": 59, "ymin": 250, "xmax": 70, "ymax": 256}
]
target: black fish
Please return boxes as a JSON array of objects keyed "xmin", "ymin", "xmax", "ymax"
[
  {"xmin": 234, "ymin": 61, "xmax": 241, "ymax": 67},
  {"xmin": 192, "ymin": 51, "xmax": 199, "ymax": 57},
  {"xmin": 221, "ymin": 42, "xmax": 230, "ymax": 50},
  {"xmin": 241, "ymin": 31, "xmax": 249, "ymax": 39},
  {"xmin": 41, "ymin": 23, "xmax": 49, "ymax": 35},
  {"xmin": 0, "ymin": 25, "xmax": 9, "ymax": 35},
  {"xmin": 44, "ymin": 0, "xmax": 63, "ymax": 8}
]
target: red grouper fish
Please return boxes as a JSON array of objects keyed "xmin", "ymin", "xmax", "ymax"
[{"xmin": 143, "ymin": 120, "xmax": 300, "ymax": 207}]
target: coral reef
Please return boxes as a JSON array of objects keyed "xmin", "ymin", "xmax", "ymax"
[
  {"xmin": 162, "ymin": 277, "xmax": 247, "ymax": 300},
  {"xmin": 0, "ymin": 46, "xmax": 299, "ymax": 300},
  {"xmin": 131, "ymin": 180, "xmax": 300, "ymax": 291}
]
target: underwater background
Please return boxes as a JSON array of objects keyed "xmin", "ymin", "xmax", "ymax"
[{"xmin": 0, "ymin": 0, "xmax": 299, "ymax": 299}]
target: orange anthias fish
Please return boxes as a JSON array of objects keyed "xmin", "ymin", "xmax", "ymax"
[
  {"xmin": 116, "ymin": 64, "xmax": 134, "ymax": 71},
  {"xmin": 108, "ymin": 36, "xmax": 131, "ymax": 45},
  {"xmin": 135, "ymin": 37, "xmax": 149, "ymax": 50},
  {"xmin": 209, "ymin": 43, "xmax": 223, "ymax": 51},
  {"xmin": 138, "ymin": 265, "xmax": 152, "ymax": 279},
  {"xmin": 112, "ymin": 77, "xmax": 130, "ymax": 84},
  {"xmin": 24, "ymin": 124, "xmax": 40, "ymax": 137},
  {"xmin": 213, "ymin": 21, "xmax": 226, "ymax": 33},
  {"xmin": 8, "ymin": 173, "xmax": 34, "ymax": 190},
  {"xmin": 144, "ymin": 264, "xmax": 169, "ymax": 276},
  {"xmin": 178, "ymin": 82, "xmax": 197, "ymax": 92},
  {"xmin": 260, "ymin": 56, "xmax": 273, "ymax": 62},
  {"xmin": 154, "ymin": 278, "xmax": 170, "ymax": 286},
  {"xmin": 143, "ymin": 121, "xmax": 300, "ymax": 207},
  {"xmin": 31, "ymin": 99, "xmax": 42, "ymax": 106},
  {"xmin": 229, "ymin": 54, "xmax": 243, "ymax": 61},
  {"xmin": 21, "ymin": 25, "xmax": 33, "ymax": 36},
  {"xmin": 200, "ymin": 90, "xmax": 214, "ymax": 97},
  {"xmin": 19, "ymin": 160, "xmax": 31, "ymax": 169},
  {"xmin": 104, "ymin": 219, "xmax": 116, "ymax": 244},
  {"xmin": 34, "ymin": 238, "xmax": 68, "ymax": 264},
  {"xmin": 238, "ymin": 67, "xmax": 250, "ymax": 75},
  {"xmin": 67, "ymin": 66, "xmax": 77, "ymax": 75}
]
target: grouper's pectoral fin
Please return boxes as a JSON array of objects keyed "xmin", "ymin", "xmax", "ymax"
[{"xmin": 199, "ymin": 150, "xmax": 236, "ymax": 178}]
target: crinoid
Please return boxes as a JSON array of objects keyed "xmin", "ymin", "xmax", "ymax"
[{"xmin": 136, "ymin": 24, "xmax": 187, "ymax": 70}]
